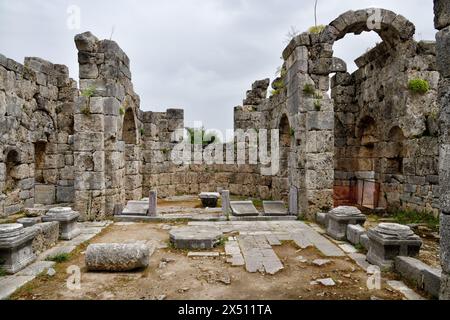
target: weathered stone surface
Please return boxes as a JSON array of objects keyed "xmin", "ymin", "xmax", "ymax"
[
  {"xmin": 221, "ymin": 190, "xmax": 231, "ymax": 217},
  {"xmin": 263, "ymin": 201, "xmax": 288, "ymax": 216},
  {"xmin": 326, "ymin": 206, "xmax": 366, "ymax": 240},
  {"xmin": 230, "ymin": 201, "xmax": 259, "ymax": 217},
  {"xmin": 199, "ymin": 192, "xmax": 220, "ymax": 208},
  {"xmin": 148, "ymin": 191, "xmax": 157, "ymax": 217},
  {"xmin": 17, "ymin": 217, "xmax": 41, "ymax": 228},
  {"xmin": 367, "ymin": 224, "xmax": 422, "ymax": 270},
  {"xmin": 346, "ymin": 224, "xmax": 366, "ymax": 245},
  {"xmin": 30, "ymin": 222, "xmax": 59, "ymax": 255},
  {"xmin": 85, "ymin": 243, "xmax": 150, "ymax": 271},
  {"xmin": 170, "ymin": 226, "xmax": 222, "ymax": 250},
  {"xmin": 42, "ymin": 207, "xmax": 80, "ymax": 241},
  {"xmin": 434, "ymin": 0, "xmax": 450, "ymax": 30},
  {"xmin": 0, "ymin": 224, "xmax": 37, "ymax": 274}
]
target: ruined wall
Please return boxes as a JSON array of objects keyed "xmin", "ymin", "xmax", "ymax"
[
  {"xmin": 140, "ymin": 85, "xmax": 278, "ymax": 201},
  {"xmin": 0, "ymin": 54, "xmax": 77, "ymax": 217},
  {"xmin": 434, "ymin": 0, "xmax": 450, "ymax": 300},
  {"xmin": 73, "ymin": 32, "xmax": 143, "ymax": 220},
  {"xmin": 333, "ymin": 40, "xmax": 440, "ymax": 214}
]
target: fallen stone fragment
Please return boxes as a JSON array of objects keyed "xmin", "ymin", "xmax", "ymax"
[
  {"xmin": 85, "ymin": 243, "xmax": 150, "ymax": 272},
  {"xmin": 47, "ymin": 268, "xmax": 56, "ymax": 277},
  {"xmin": 295, "ymin": 256, "xmax": 308, "ymax": 263},
  {"xmin": 187, "ymin": 252, "xmax": 220, "ymax": 258},
  {"xmin": 312, "ymin": 259, "xmax": 331, "ymax": 266},
  {"xmin": 318, "ymin": 278, "xmax": 336, "ymax": 286}
]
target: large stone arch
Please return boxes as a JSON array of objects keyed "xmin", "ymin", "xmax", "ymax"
[{"xmin": 282, "ymin": 8, "xmax": 417, "ymax": 218}]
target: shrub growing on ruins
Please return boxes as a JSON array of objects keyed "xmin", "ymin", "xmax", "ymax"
[
  {"xmin": 140, "ymin": 128, "xmax": 144, "ymax": 136},
  {"xmin": 119, "ymin": 107, "xmax": 126, "ymax": 115},
  {"xmin": 81, "ymin": 85, "xmax": 96, "ymax": 98},
  {"xmin": 0, "ymin": 266, "xmax": 6, "ymax": 277},
  {"xmin": 303, "ymin": 83, "xmax": 316, "ymax": 96},
  {"xmin": 314, "ymin": 99, "xmax": 322, "ymax": 111},
  {"xmin": 271, "ymin": 78, "xmax": 285, "ymax": 96},
  {"xmin": 408, "ymin": 79, "xmax": 430, "ymax": 94},
  {"xmin": 46, "ymin": 253, "xmax": 71, "ymax": 263},
  {"xmin": 308, "ymin": 24, "xmax": 326, "ymax": 34}
]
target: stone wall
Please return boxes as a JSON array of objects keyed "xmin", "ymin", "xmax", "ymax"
[
  {"xmin": 333, "ymin": 40, "xmax": 440, "ymax": 214},
  {"xmin": 0, "ymin": 54, "xmax": 77, "ymax": 217},
  {"xmin": 73, "ymin": 32, "xmax": 143, "ymax": 220},
  {"xmin": 434, "ymin": 0, "xmax": 450, "ymax": 301}
]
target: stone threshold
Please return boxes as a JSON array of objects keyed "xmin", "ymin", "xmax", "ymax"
[{"xmin": 114, "ymin": 215, "xmax": 298, "ymax": 222}]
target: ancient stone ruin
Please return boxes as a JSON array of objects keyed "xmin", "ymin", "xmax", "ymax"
[{"xmin": 1, "ymin": 2, "xmax": 450, "ymax": 300}]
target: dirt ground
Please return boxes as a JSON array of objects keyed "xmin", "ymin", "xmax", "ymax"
[{"xmin": 12, "ymin": 222, "xmax": 404, "ymax": 300}]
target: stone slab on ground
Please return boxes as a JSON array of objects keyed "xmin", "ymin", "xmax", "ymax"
[
  {"xmin": 170, "ymin": 226, "xmax": 222, "ymax": 250},
  {"xmin": 225, "ymin": 238, "xmax": 245, "ymax": 266},
  {"xmin": 395, "ymin": 256, "xmax": 442, "ymax": 298},
  {"xmin": 262, "ymin": 201, "xmax": 288, "ymax": 216},
  {"xmin": 238, "ymin": 235, "xmax": 283, "ymax": 275},
  {"xmin": 187, "ymin": 252, "xmax": 220, "ymax": 258},
  {"xmin": 299, "ymin": 225, "xmax": 346, "ymax": 257},
  {"xmin": 16, "ymin": 261, "xmax": 56, "ymax": 277},
  {"xmin": 230, "ymin": 201, "xmax": 259, "ymax": 217},
  {"xmin": 347, "ymin": 224, "xmax": 366, "ymax": 245},
  {"xmin": 0, "ymin": 275, "xmax": 35, "ymax": 300},
  {"xmin": 121, "ymin": 201, "xmax": 149, "ymax": 216},
  {"xmin": 348, "ymin": 253, "xmax": 373, "ymax": 271},
  {"xmin": 387, "ymin": 280, "xmax": 425, "ymax": 300}
]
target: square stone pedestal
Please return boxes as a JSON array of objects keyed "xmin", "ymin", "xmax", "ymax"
[
  {"xmin": 326, "ymin": 206, "xmax": 366, "ymax": 240},
  {"xmin": 367, "ymin": 223, "xmax": 422, "ymax": 270},
  {"xmin": 199, "ymin": 192, "xmax": 220, "ymax": 208},
  {"xmin": 42, "ymin": 207, "xmax": 81, "ymax": 240},
  {"xmin": 0, "ymin": 224, "xmax": 37, "ymax": 274}
]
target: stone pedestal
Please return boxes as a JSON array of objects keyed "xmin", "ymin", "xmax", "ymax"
[
  {"xmin": 221, "ymin": 190, "xmax": 231, "ymax": 216},
  {"xmin": 42, "ymin": 207, "xmax": 80, "ymax": 240},
  {"xmin": 199, "ymin": 192, "xmax": 220, "ymax": 208},
  {"xmin": 17, "ymin": 217, "xmax": 42, "ymax": 228},
  {"xmin": 367, "ymin": 223, "xmax": 422, "ymax": 270},
  {"xmin": 326, "ymin": 206, "xmax": 366, "ymax": 240},
  {"xmin": 148, "ymin": 191, "xmax": 157, "ymax": 217},
  {"xmin": 0, "ymin": 224, "xmax": 37, "ymax": 274}
]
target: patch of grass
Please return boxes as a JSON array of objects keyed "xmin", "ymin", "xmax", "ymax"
[
  {"xmin": 0, "ymin": 266, "xmax": 6, "ymax": 277},
  {"xmin": 215, "ymin": 237, "xmax": 227, "ymax": 248},
  {"xmin": 354, "ymin": 243, "xmax": 366, "ymax": 253},
  {"xmin": 140, "ymin": 128, "xmax": 144, "ymax": 136},
  {"xmin": 290, "ymin": 128, "xmax": 295, "ymax": 137},
  {"xmin": 314, "ymin": 99, "xmax": 322, "ymax": 111},
  {"xmin": 81, "ymin": 105, "xmax": 91, "ymax": 116},
  {"xmin": 303, "ymin": 83, "xmax": 315, "ymax": 96},
  {"xmin": 46, "ymin": 253, "xmax": 71, "ymax": 263},
  {"xmin": 252, "ymin": 199, "xmax": 263, "ymax": 208},
  {"xmin": 408, "ymin": 79, "xmax": 430, "ymax": 94},
  {"xmin": 391, "ymin": 209, "xmax": 439, "ymax": 231},
  {"xmin": 81, "ymin": 85, "xmax": 96, "ymax": 98},
  {"xmin": 271, "ymin": 78, "xmax": 285, "ymax": 96},
  {"xmin": 119, "ymin": 107, "xmax": 126, "ymax": 115},
  {"xmin": 308, "ymin": 25, "xmax": 326, "ymax": 34}
]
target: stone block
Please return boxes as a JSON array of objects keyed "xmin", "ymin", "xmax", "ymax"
[
  {"xmin": 42, "ymin": 207, "xmax": 80, "ymax": 241},
  {"xmin": 0, "ymin": 224, "xmax": 37, "ymax": 274},
  {"xmin": 221, "ymin": 190, "xmax": 231, "ymax": 216},
  {"xmin": 85, "ymin": 243, "xmax": 150, "ymax": 271},
  {"xmin": 230, "ymin": 201, "xmax": 259, "ymax": 217},
  {"xmin": 436, "ymin": 27, "xmax": 450, "ymax": 78},
  {"xmin": 326, "ymin": 206, "xmax": 366, "ymax": 240},
  {"xmin": 360, "ymin": 233, "xmax": 371, "ymax": 250},
  {"xmin": 170, "ymin": 226, "xmax": 222, "ymax": 250},
  {"xmin": 346, "ymin": 224, "xmax": 366, "ymax": 245},
  {"xmin": 441, "ymin": 214, "xmax": 450, "ymax": 273},
  {"xmin": 34, "ymin": 184, "xmax": 56, "ymax": 205},
  {"xmin": 316, "ymin": 212, "xmax": 328, "ymax": 227},
  {"xmin": 30, "ymin": 222, "xmax": 59, "ymax": 255},
  {"xmin": 423, "ymin": 268, "xmax": 442, "ymax": 298},
  {"xmin": 434, "ymin": 0, "xmax": 450, "ymax": 30}
]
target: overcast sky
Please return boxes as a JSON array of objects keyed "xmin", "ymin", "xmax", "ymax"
[{"xmin": 0, "ymin": 0, "xmax": 436, "ymax": 135}]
